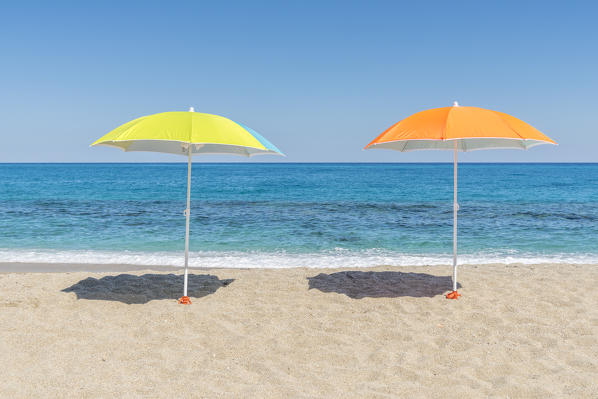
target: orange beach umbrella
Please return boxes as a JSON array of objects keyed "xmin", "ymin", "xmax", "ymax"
[{"xmin": 365, "ymin": 102, "xmax": 556, "ymax": 299}]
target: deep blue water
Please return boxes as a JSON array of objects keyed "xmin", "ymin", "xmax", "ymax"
[{"xmin": 1, "ymin": 163, "xmax": 597, "ymax": 267}]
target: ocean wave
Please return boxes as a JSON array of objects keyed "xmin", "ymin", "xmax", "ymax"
[{"xmin": 1, "ymin": 248, "xmax": 597, "ymax": 268}]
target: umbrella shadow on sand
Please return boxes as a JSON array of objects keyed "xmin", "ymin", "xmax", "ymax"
[
  {"xmin": 307, "ymin": 271, "xmax": 461, "ymax": 299},
  {"xmin": 62, "ymin": 273, "xmax": 234, "ymax": 304}
]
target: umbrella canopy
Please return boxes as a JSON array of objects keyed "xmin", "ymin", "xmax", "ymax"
[
  {"xmin": 365, "ymin": 102, "xmax": 556, "ymax": 299},
  {"xmin": 92, "ymin": 108, "xmax": 283, "ymax": 304},
  {"xmin": 92, "ymin": 109, "xmax": 282, "ymax": 156},
  {"xmin": 365, "ymin": 102, "xmax": 556, "ymax": 152}
]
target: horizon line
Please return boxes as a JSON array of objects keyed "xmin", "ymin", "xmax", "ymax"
[{"xmin": 2, "ymin": 161, "xmax": 597, "ymax": 165}]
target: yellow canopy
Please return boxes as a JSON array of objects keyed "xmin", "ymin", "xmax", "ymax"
[{"xmin": 92, "ymin": 110, "xmax": 283, "ymax": 157}]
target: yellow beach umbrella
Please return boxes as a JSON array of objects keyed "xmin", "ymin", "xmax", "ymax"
[
  {"xmin": 92, "ymin": 108, "xmax": 283, "ymax": 304},
  {"xmin": 365, "ymin": 102, "xmax": 556, "ymax": 299}
]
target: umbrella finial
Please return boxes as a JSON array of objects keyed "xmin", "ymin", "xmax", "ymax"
[
  {"xmin": 453, "ymin": 101, "xmax": 459, "ymax": 107},
  {"xmin": 189, "ymin": 107, "xmax": 195, "ymax": 112}
]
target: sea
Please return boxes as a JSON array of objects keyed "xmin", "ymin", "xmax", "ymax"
[{"xmin": 1, "ymin": 163, "xmax": 597, "ymax": 268}]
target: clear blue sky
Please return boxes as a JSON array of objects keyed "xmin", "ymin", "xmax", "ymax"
[{"xmin": 1, "ymin": 0, "xmax": 596, "ymax": 162}]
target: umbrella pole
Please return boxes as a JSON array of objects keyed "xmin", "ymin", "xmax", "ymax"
[
  {"xmin": 447, "ymin": 141, "xmax": 461, "ymax": 299},
  {"xmin": 179, "ymin": 145, "xmax": 192, "ymax": 305}
]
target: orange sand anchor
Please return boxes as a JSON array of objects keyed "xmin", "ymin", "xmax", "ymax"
[
  {"xmin": 445, "ymin": 291, "xmax": 461, "ymax": 300},
  {"xmin": 178, "ymin": 296, "xmax": 191, "ymax": 305}
]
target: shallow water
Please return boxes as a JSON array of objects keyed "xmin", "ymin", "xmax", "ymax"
[{"xmin": 1, "ymin": 163, "xmax": 597, "ymax": 267}]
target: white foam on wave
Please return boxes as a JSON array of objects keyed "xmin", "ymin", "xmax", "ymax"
[{"xmin": 1, "ymin": 248, "xmax": 597, "ymax": 268}]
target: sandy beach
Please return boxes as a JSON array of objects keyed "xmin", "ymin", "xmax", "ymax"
[{"xmin": 1, "ymin": 262, "xmax": 597, "ymax": 398}]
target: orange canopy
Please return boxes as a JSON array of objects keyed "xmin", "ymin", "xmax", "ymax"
[{"xmin": 365, "ymin": 104, "xmax": 556, "ymax": 152}]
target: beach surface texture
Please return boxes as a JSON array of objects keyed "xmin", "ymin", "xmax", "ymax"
[{"xmin": 1, "ymin": 263, "xmax": 597, "ymax": 398}]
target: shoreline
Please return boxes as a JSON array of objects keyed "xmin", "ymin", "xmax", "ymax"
[{"xmin": 2, "ymin": 261, "xmax": 598, "ymax": 274}]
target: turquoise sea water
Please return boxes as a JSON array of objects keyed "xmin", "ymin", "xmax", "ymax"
[{"xmin": 1, "ymin": 163, "xmax": 597, "ymax": 267}]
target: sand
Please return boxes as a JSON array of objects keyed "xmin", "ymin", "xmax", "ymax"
[{"xmin": 1, "ymin": 263, "xmax": 597, "ymax": 398}]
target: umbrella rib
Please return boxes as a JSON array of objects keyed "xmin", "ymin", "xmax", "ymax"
[
  {"xmin": 496, "ymin": 113, "xmax": 527, "ymax": 141},
  {"xmin": 443, "ymin": 106, "xmax": 454, "ymax": 141},
  {"xmin": 189, "ymin": 112, "xmax": 193, "ymax": 146}
]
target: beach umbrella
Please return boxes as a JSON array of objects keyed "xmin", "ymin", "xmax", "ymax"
[
  {"xmin": 364, "ymin": 102, "xmax": 556, "ymax": 299},
  {"xmin": 92, "ymin": 108, "xmax": 283, "ymax": 304}
]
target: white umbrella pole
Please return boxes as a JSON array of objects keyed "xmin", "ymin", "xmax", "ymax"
[
  {"xmin": 180, "ymin": 145, "xmax": 192, "ymax": 304},
  {"xmin": 447, "ymin": 140, "xmax": 461, "ymax": 299},
  {"xmin": 453, "ymin": 141, "xmax": 458, "ymax": 290}
]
